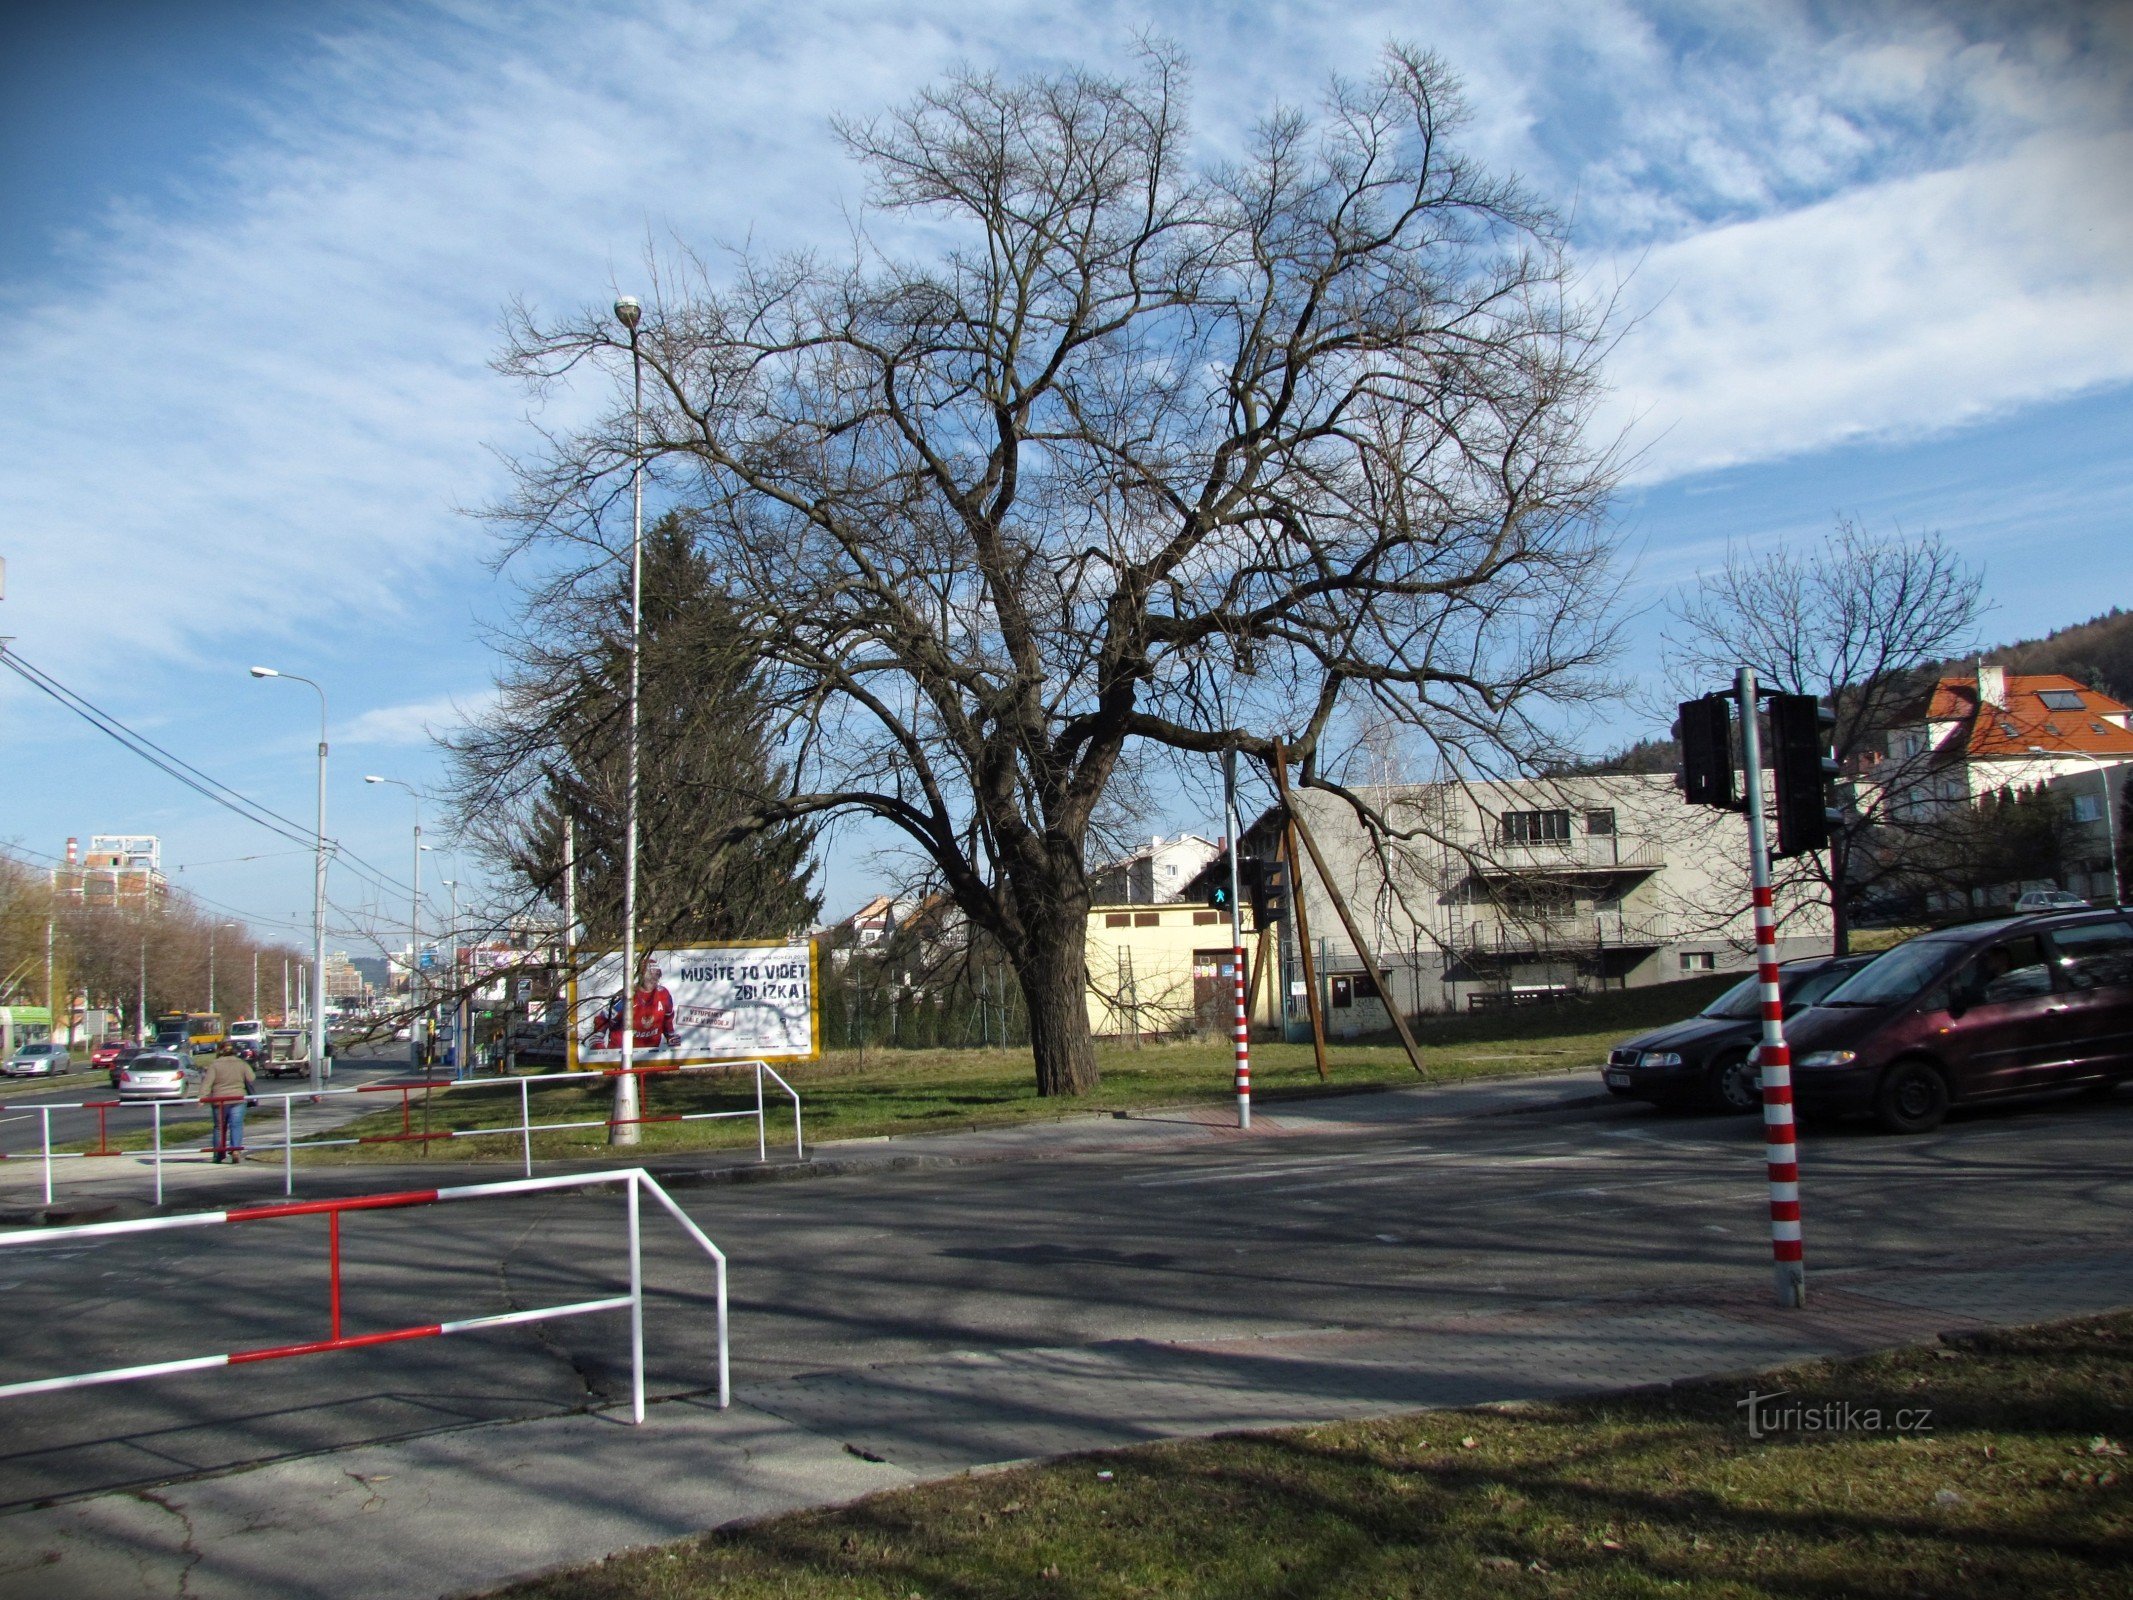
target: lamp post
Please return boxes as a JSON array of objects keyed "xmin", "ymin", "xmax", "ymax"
[
  {"xmin": 2029, "ymin": 745, "xmax": 2124, "ymax": 906},
  {"xmin": 441, "ymin": 875, "xmax": 464, "ymax": 1076},
  {"xmin": 208, "ymin": 921, "xmax": 239, "ymax": 1016},
  {"xmin": 613, "ymin": 292, "xmax": 646, "ymax": 1147},
  {"xmin": 366, "ymin": 775, "xmax": 424, "ymax": 1069},
  {"xmin": 250, "ymin": 666, "xmax": 330, "ymax": 1094}
]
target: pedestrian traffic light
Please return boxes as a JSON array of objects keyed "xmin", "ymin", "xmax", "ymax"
[
  {"xmin": 1206, "ymin": 876, "xmax": 1233, "ymax": 911},
  {"xmin": 1768, "ymin": 692, "xmax": 1842, "ymax": 858},
  {"xmin": 1678, "ymin": 694, "xmax": 1737, "ymax": 810}
]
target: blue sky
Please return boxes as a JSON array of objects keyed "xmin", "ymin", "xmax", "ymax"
[{"xmin": 2, "ymin": 0, "xmax": 2129, "ymax": 954}]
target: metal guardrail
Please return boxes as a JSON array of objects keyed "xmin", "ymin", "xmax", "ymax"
[
  {"xmin": 3, "ymin": 1061, "xmax": 804, "ymax": 1205},
  {"xmin": 0, "ymin": 1168, "xmax": 728, "ymax": 1420}
]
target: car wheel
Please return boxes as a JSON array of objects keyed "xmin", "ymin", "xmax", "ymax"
[
  {"xmin": 1709, "ymin": 1051, "xmax": 1763, "ymax": 1114},
  {"xmin": 1874, "ymin": 1058, "xmax": 1950, "ymax": 1135}
]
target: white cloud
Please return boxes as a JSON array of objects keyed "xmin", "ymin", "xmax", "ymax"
[
  {"xmin": 0, "ymin": 0, "xmax": 2126, "ymax": 714},
  {"xmin": 336, "ymin": 689, "xmax": 498, "ymax": 748},
  {"xmin": 1600, "ymin": 128, "xmax": 2133, "ymax": 481}
]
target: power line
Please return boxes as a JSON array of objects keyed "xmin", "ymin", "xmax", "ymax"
[{"xmin": 0, "ymin": 645, "xmax": 421, "ymax": 902}]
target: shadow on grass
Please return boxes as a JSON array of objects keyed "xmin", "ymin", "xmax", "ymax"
[{"xmin": 494, "ymin": 1313, "xmax": 2133, "ymax": 1600}]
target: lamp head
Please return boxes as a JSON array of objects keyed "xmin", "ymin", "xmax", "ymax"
[
  {"xmin": 249, "ymin": 666, "xmax": 278, "ymax": 679},
  {"xmin": 613, "ymin": 296, "xmax": 641, "ymax": 330},
  {"xmin": 364, "ymin": 775, "xmax": 386, "ymax": 784}
]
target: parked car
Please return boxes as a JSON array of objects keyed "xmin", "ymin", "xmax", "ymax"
[
  {"xmin": 3, "ymin": 1041, "xmax": 74, "ymax": 1078},
  {"xmin": 1784, "ymin": 908, "xmax": 2133, "ymax": 1133},
  {"xmin": 2014, "ymin": 889, "xmax": 2089, "ymax": 913},
  {"xmin": 1603, "ymin": 955, "xmax": 1877, "ymax": 1111},
  {"xmin": 114, "ymin": 1051, "xmax": 196, "ymax": 1101},
  {"xmin": 92, "ymin": 1038, "xmax": 139, "ymax": 1071}
]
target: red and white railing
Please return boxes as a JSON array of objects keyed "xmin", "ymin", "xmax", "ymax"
[
  {"xmin": 4, "ymin": 1059, "xmax": 803, "ymax": 1204},
  {"xmin": 0, "ymin": 1168, "xmax": 728, "ymax": 1421}
]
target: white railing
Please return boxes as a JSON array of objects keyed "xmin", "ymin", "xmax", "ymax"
[
  {"xmin": 4, "ymin": 1060, "xmax": 804, "ymax": 1205},
  {"xmin": 0, "ymin": 1168, "xmax": 728, "ymax": 1420}
]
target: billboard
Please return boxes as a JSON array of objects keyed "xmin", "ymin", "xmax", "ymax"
[{"xmin": 567, "ymin": 942, "xmax": 819, "ymax": 1067}]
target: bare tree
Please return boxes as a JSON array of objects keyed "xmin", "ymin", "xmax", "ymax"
[
  {"xmin": 494, "ymin": 46, "xmax": 1623, "ymax": 1095},
  {"xmin": 1665, "ymin": 518, "xmax": 1987, "ymax": 953}
]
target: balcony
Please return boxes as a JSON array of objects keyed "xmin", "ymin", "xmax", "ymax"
[
  {"xmin": 1451, "ymin": 909, "xmax": 1673, "ymax": 956},
  {"xmin": 1469, "ymin": 835, "xmax": 1665, "ymax": 876}
]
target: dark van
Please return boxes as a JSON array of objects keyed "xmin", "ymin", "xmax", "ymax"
[{"xmin": 1786, "ymin": 910, "xmax": 2133, "ymax": 1133}]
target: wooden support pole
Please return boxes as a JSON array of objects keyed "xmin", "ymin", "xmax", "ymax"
[
  {"xmin": 1271, "ymin": 743, "xmax": 1329, "ymax": 1081},
  {"xmin": 1282, "ymin": 798, "xmax": 1429, "ymax": 1080}
]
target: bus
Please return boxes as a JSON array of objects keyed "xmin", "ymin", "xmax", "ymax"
[{"xmin": 154, "ymin": 1012, "xmax": 225, "ymax": 1055}]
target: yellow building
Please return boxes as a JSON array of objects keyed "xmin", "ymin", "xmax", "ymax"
[{"xmin": 1084, "ymin": 902, "xmax": 1271, "ymax": 1039}]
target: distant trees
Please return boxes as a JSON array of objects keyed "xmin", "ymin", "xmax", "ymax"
[
  {"xmin": 1665, "ymin": 519, "xmax": 1987, "ymax": 953},
  {"xmin": 1, "ymin": 850, "xmax": 297, "ymax": 1039},
  {"xmin": 445, "ymin": 513, "xmax": 821, "ymax": 949},
  {"xmin": 492, "ymin": 46, "xmax": 1624, "ymax": 1095}
]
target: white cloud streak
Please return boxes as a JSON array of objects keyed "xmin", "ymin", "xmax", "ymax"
[{"xmin": 0, "ymin": 0, "xmax": 2125, "ymax": 702}]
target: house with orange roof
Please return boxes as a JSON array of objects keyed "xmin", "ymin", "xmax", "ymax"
[{"xmin": 1886, "ymin": 664, "xmax": 2131, "ymax": 902}]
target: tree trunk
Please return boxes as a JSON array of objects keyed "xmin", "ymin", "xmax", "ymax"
[{"xmin": 1011, "ymin": 900, "xmax": 1100, "ymax": 1097}]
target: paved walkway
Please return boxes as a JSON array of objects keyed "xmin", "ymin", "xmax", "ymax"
[{"xmin": 5, "ymin": 1071, "xmax": 2131, "ymax": 1599}]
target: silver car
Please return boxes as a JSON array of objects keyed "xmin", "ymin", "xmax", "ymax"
[
  {"xmin": 3, "ymin": 1041, "xmax": 74, "ymax": 1077},
  {"xmin": 114, "ymin": 1051, "xmax": 196, "ymax": 1101}
]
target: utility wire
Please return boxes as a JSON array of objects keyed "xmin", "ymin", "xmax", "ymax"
[{"xmin": 1, "ymin": 646, "xmax": 421, "ymax": 902}]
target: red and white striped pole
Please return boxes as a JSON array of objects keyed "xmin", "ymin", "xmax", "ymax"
[
  {"xmin": 1225, "ymin": 750, "xmax": 1251, "ymax": 1130},
  {"xmin": 1737, "ymin": 666, "xmax": 1806, "ymax": 1309}
]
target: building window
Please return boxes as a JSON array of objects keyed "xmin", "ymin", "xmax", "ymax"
[
  {"xmin": 1584, "ymin": 809, "xmax": 1616, "ymax": 836},
  {"xmin": 2038, "ymin": 689, "xmax": 2086, "ymax": 711},
  {"xmin": 1133, "ymin": 912, "xmax": 1161, "ymax": 927},
  {"xmin": 1500, "ymin": 809, "xmax": 1572, "ymax": 845},
  {"xmin": 1105, "ymin": 913, "xmax": 1131, "ymax": 928},
  {"xmin": 2073, "ymin": 794, "xmax": 2104, "ymax": 823},
  {"xmin": 1679, "ymin": 951, "xmax": 1716, "ymax": 973},
  {"xmin": 1193, "ymin": 910, "xmax": 1220, "ymax": 925}
]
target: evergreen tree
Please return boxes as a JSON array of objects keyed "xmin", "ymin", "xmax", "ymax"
[{"xmin": 449, "ymin": 514, "xmax": 820, "ymax": 947}]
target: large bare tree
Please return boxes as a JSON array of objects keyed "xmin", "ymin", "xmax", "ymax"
[
  {"xmin": 1665, "ymin": 518, "xmax": 1987, "ymax": 953},
  {"xmin": 495, "ymin": 46, "xmax": 1623, "ymax": 1094}
]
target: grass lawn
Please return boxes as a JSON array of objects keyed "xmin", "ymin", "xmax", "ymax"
[
  {"xmin": 306, "ymin": 975, "xmax": 1744, "ymax": 1166},
  {"xmin": 490, "ymin": 1312, "xmax": 2133, "ymax": 1599}
]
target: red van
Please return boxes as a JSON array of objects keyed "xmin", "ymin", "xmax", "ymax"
[{"xmin": 1785, "ymin": 910, "xmax": 2133, "ymax": 1132}]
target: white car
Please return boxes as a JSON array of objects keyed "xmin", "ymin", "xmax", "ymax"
[
  {"xmin": 3, "ymin": 1041, "xmax": 74, "ymax": 1077},
  {"xmin": 114, "ymin": 1052, "xmax": 196, "ymax": 1101},
  {"xmin": 2014, "ymin": 889, "xmax": 2090, "ymax": 913}
]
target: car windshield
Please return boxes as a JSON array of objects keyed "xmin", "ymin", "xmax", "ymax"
[
  {"xmin": 1699, "ymin": 961, "xmax": 1865, "ymax": 1020},
  {"xmin": 1820, "ymin": 938, "xmax": 1963, "ymax": 1006}
]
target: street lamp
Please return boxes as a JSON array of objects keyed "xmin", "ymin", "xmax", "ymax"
[
  {"xmin": 366, "ymin": 775, "xmax": 425, "ymax": 1069},
  {"xmin": 613, "ymin": 292, "xmax": 646, "ymax": 1147},
  {"xmin": 208, "ymin": 920, "xmax": 239, "ymax": 1015},
  {"xmin": 2029, "ymin": 745, "xmax": 2123, "ymax": 906},
  {"xmin": 250, "ymin": 666, "xmax": 331, "ymax": 1093}
]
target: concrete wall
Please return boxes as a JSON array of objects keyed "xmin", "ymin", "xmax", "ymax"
[{"xmin": 1265, "ymin": 776, "xmax": 1831, "ymax": 1037}]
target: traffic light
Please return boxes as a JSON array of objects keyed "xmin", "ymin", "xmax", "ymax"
[
  {"xmin": 1206, "ymin": 876, "xmax": 1233, "ymax": 911},
  {"xmin": 1244, "ymin": 857, "xmax": 1290, "ymax": 925},
  {"xmin": 1678, "ymin": 694, "xmax": 1737, "ymax": 810},
  {"xmin": 1768, "ymin": 692, "xmax": 1841, "ymax": 858}
]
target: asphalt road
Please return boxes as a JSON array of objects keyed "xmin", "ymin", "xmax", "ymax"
[
  {"xmin": 2, "ymin": 1081, "xmax": 2131, "ymax": 1514},
  {"xmin": 0, "ymin": 1048, "xmax": 413, "ymax": 1158}
]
